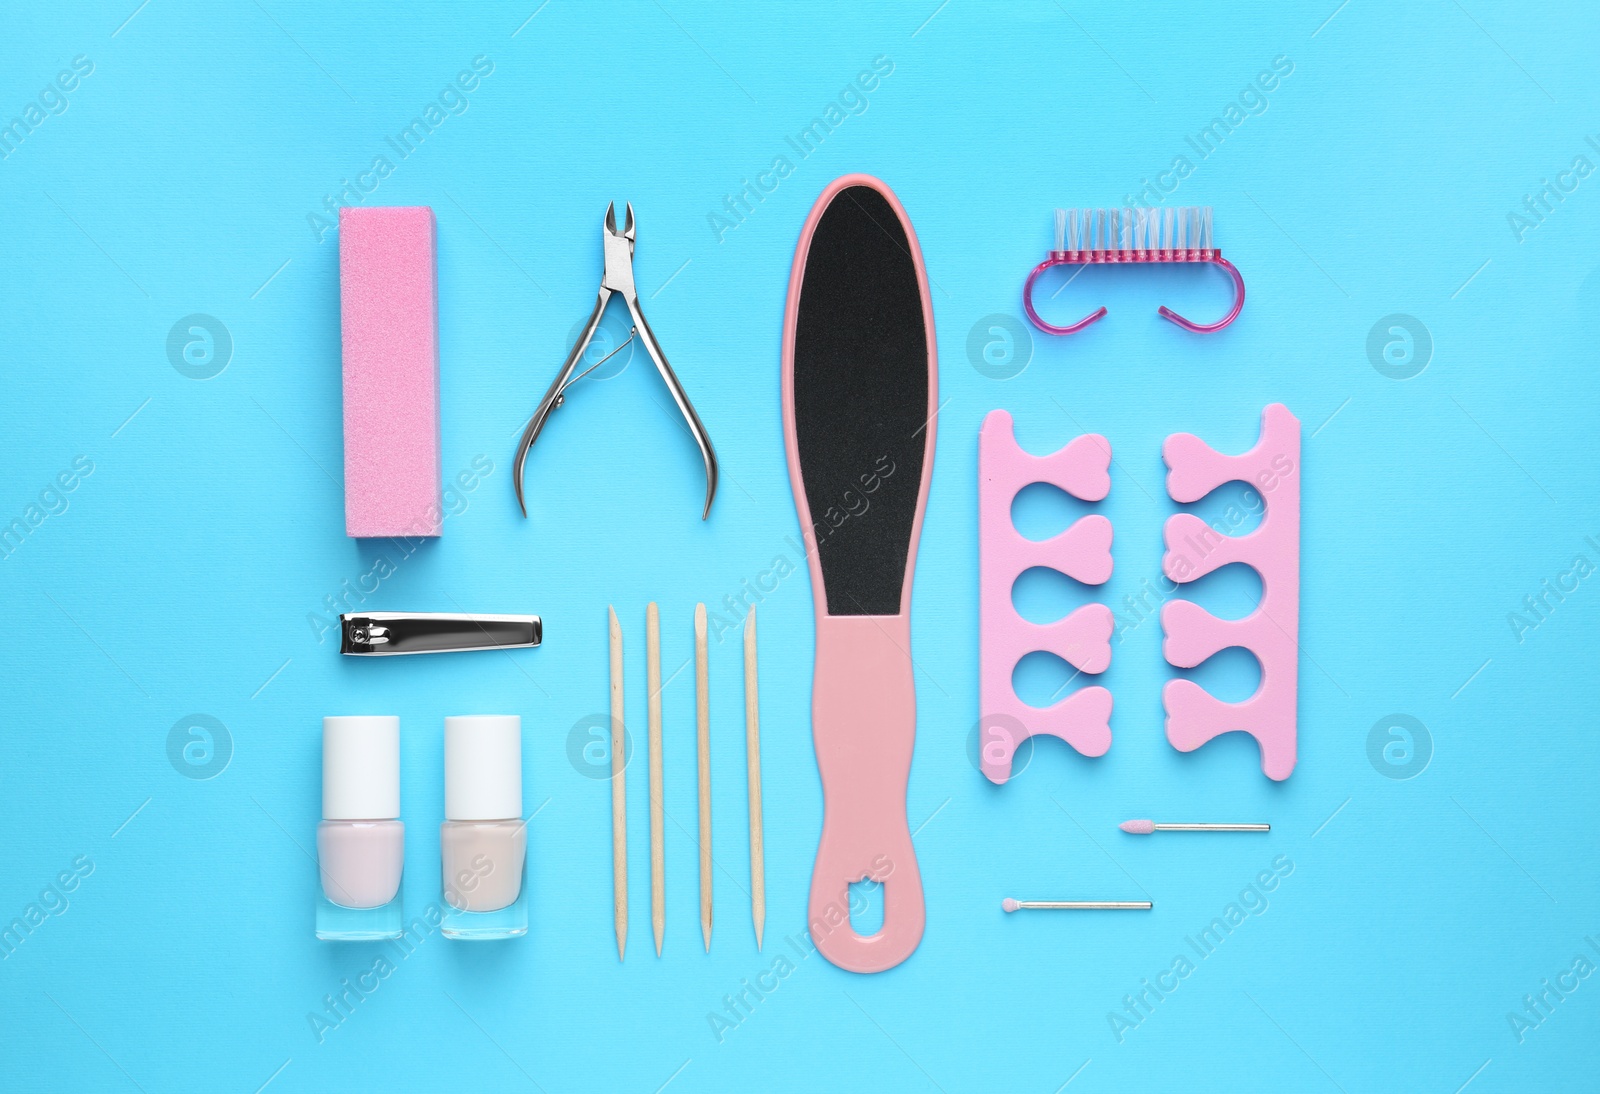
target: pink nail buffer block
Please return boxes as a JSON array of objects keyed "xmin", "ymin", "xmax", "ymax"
[
  {"xmin": 978, "ymin": 410, "xmax": 1114, "ymax": 784},
  {"xmin": 1160, "ymin": 403, "xmax": 1301, "ymax": 780},
  {"xmin": 339, "ymin": 206, "xmax": 442, "ymax": 539}
]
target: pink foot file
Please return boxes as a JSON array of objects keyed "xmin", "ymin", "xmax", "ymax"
[
  {"xmin": 339, "ymin": 206, "xmax": 442, "ymax": 538},
  {"xmin": 978, "ymin": 410, "xmax": 1114, "ymax": 783},
  {"xmin": 1160, "ymin": 403, "xmax": 1301, "ymax": 780},
  {"xmin": 783, "ymin": 175, "xmax": 936, "ymax": 973}
]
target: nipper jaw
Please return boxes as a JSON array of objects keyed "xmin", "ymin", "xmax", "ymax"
[
  {"xmin": 513, "ymin": 203, "xmax": 719, "ymax": 521},
  {"xmin": 599, "ymin": 202, "xmax": 637, "ymax": 297}
]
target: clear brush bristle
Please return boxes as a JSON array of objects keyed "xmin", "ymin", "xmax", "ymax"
[{"xmin": 1057, "ymin": 205, "xmax": 1215, "ymax": 255}]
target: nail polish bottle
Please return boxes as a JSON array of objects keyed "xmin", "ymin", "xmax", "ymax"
[
  {"xmin": 317, "ymin": 716, "xmax": 404, "ymax": 941},
  {"xmin": 441, "ymin": 715, "xmax": 528, "ymax": 940}
]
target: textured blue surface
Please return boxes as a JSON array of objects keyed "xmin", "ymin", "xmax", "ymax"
[{"xmin": 3, "ymin": 3, "xmax": 1598, "ymax": 1091}]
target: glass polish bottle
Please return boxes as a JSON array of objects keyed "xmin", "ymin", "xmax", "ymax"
[
  {"xmin": 316, "ymin": 716, "xmax": 404, "ymax": 941},
  {"xmin": 441, "ymin": 715, "xmax": 528, "ymax": 940}
]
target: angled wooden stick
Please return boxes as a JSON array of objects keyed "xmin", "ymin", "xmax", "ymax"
[
  {"xmin": 695, "ymin": 603, "xmax": 713, "ymax": 953},
  {"xmin": 744, "ymin": 606, "xmax": 765, "ymax": 950},
  {"xmin": 608, "ymin": 607, "xmax": 627, "ymax": 962},
  {"xmin": 647, "ymin": 602, "xmax": 665, "ymax": 957}
]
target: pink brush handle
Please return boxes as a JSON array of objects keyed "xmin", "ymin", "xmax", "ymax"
[{"xmin": 808, "ymin": 614, "xmax": 925, "ymax": 972}]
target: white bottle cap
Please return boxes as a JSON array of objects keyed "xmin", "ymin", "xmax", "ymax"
[
  {"xmin": 444, "ymin": 715, "xmax": 522, "ymax": 821},
  {"xmin": 322, "ymin": 716, "xmax": 401, "ymax": 820}
]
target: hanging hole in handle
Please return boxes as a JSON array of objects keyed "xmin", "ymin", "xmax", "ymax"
[{"xmin": 848, "ymin": 877, "xmax": 885, "ymax": 937}]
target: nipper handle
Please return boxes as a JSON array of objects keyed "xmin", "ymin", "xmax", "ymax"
[
  {"xmin": 623, "ymin": 294, "xmax": 719, "ymax": 520},
  {"xmin": 513, "ymin": 291, "xmax": 609, "ymax": 517}
]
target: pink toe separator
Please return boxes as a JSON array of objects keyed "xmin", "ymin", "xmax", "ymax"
[
  {"xmin": 979, "ymin": 410, "xmax": 1114, "ymax": 784},
  {"xmin": 1160, "ymin": 403, "xmax": 1301, "ymax": 780}
]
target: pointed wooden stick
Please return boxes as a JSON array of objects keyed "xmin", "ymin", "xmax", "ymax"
[
  {"xmin": 744, "ymin": 606, "xmax": 765, "ymax": 951},
  {"xmin": 608, "ymin": 607, "xmax": 627, "ymax": 962},
  {"xmin": 647, "ymin": 603, "xmax": 664, "ymax": 957},
  {"xmin": 695, "ymin": 603, "xmax": 712, "ymax": 953}
]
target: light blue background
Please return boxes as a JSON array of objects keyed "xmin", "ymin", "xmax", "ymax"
[{"xmin": 3, "ymin": 2, "xmax": 1597, "ymax": 1091}]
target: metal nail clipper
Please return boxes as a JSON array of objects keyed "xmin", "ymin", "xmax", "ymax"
[
  {"xmin": 340, "ymin": 613, "xmax": 541, "ymax": 656},
  {"xmin": 513, "ymin": 202, "xmax": 719, "ymax": 519}
]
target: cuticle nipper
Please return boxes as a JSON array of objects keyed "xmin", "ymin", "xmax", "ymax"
[{"xmin": 513, "ymin": 202, "xmax": 719, "ymax": 520}]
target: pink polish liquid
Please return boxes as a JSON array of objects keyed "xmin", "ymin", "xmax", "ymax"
[
  {"xmin": 317, "ymin": 716, "xmax": 404, "ymax": 941},
  {"xmin": 319, "ymin": 820, "xmax": 404, "ymax": 908}
]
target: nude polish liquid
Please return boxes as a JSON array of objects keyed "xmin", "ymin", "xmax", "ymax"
[{"xmin": 441, "ymin": 715, "xmax": 528, "ymax": 940}]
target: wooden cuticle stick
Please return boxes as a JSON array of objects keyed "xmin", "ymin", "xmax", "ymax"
[
  {"xmin": 647, "ymin": 602, "xmax": 665, "ymax": 956},
  {"xmin": 695, "ymin": 603, "xmax": 713, "ymax": 953},
  {"xmin": 744, "ymin": 606, "xmax": 765, "ymax": 950},
  {"xmin": 608, "ymin": 607, "xmax": 627, "ymax": 961}
]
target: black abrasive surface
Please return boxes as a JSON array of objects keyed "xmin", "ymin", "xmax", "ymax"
[{"xmin": 792, "ymin": 185, "xmax": 930, "ymax": 616}]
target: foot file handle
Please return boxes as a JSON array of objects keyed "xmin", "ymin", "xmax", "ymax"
[{"xmin": 808, "ymin": 614, "xmax": 925, "ymax": 974}]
